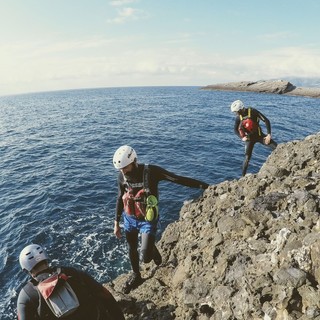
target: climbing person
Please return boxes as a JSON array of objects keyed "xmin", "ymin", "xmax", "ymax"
[
  {"xmin": 17, "ymin": 244, "xmax": 125, "ymax": 320},
  {"xmin": 112, "ymin": 145, "xmax": 209, "ymax": 293},
  {"xmin": 231, "ymin": 99, "xmax": 277, "ymax": 176}
]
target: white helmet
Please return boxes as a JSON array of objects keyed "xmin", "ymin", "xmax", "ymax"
[
  {"xmin": 113, "ymin": 145, "xmax": 137, "ymax": 169},
  {"xmin": 230, "ymin": 100, "xmax": 245, "ymax": 113},
  {"xmin": 19, "ymin": 244, "xmax": 49, "ymax": 272}
]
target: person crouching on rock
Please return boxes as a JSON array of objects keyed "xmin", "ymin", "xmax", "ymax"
[
  {"xmin": 17, "ymin": 244, "xmax": 125, "ymax": 320},
  {"xmin": 230, "ymin": 100, "xmax": 277, "ymax": 176},
  {"xmin": 112, "ymin": 145, "xmax": 209, "ymax": 294}
]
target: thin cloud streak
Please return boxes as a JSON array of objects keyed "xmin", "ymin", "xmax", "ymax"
[{"xmin": 259, "ymin": 31, "xmax": 295, "ymax": 41}]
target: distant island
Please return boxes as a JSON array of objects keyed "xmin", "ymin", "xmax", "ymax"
[{"xmin": 201, "ymin": 79, "xmax": 320, "ymax": 98}]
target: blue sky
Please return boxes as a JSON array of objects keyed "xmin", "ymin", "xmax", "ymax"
[{"xmin": 0, "ymin": 0, "xmax": 319, "ymax": 96}]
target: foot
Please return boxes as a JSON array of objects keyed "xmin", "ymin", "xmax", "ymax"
[
  {"xmin": 153, "ymin": 246, "xmax": 162, "ymax": 266},
  {"xmin": 122, "ymin": 272, "xmax": 143, "ymax": 294}
]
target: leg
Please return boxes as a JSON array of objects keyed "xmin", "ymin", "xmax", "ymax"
[
  {"xmin": 122, "ymin": 230, "xmax": 143, "ymax": 293},
  {"xmin": 260, "ymin": 133, "xmax": 277, "ymax": 150},
  {"xmin": 140, "ymin": 220, "xmax": 162, "ymax": 266},
  {"xmin": 242, "ymin": 156, "xmax": 249, "ymax": 176},
  {"xmin": 242, "ymin": 141, "xmax": 255, "ymax": 176},
  {"xmin": 122, "ymin": 215, "xmax": 145, "ymax": 293},
  {"xmin": 125, "ymin": 231, "xmax": 140, "ymax": 274},
  {"xmin": 268, "ymin": 139, "xmax": 277, "ymax": 150},
  {"xmin": 140, "ymin": 233, "xmax": 155, "ymax": 263}
]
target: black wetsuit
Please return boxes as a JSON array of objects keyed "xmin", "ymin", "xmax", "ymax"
[
  {"xmin": 233, "ymin": 107, "xmax": 277, "ymax": 176},
  {"xmin": 17, "ymin": 266, "xmax": 124, "ymax": 320},
  {"xmin": 115, "ymin": 163, "xmax": 208, "ymax": 273}
]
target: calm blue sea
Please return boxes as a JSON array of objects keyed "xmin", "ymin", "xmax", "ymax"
[{"xmin": 0, "ymin": 86, "xmax": 319, "ymax": 318}]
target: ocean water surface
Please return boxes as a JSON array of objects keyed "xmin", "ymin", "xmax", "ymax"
[{"xmin": 0, "ymin": 86, "xmax": 319, "ymax": 318}]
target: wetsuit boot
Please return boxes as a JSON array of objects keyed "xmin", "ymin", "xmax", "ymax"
[
  {"xmin": 153, "ymin": 245, "xmax": 162, "ymax": 266},
  {"xmin": 122, "ymin": 272, "xmax": 143, "ymax": 294}
]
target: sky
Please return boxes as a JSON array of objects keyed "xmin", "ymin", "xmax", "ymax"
[{"xmin": 0, "ymin": 0, "xmax": 320, "ymax": 96}]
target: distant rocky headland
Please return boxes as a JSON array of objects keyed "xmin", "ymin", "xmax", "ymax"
[
  {"xmin": 201, "ymin": 80, "xmax": 320, "ymax": 98},
  {"xmin": 106, "ymin": 132, "xmax": 320, "ymax": 319}
]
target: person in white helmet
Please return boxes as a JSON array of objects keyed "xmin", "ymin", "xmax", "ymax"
[
  {"xmin": 16, "ymin": 244, "xmax": 125, "ymax": 320},
  {"xmin": 230, "ymin": 100, "xmax": 277, "ymax": 176},
  {"xmin": 113, "ymin": 145, "xmax": 209, "ymax": 293}
]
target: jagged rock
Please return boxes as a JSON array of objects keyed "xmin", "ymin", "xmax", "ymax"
[
  {"xmin": 201, "ymin": 80, "xmax": 320, "ymax": 98},
  {"xmin": 108, "ymin": 132, "xmax": 320, "ymax": 319}
]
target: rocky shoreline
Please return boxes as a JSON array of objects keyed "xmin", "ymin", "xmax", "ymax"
[
  {"xmin": 201, "ymin": 80, "xmax": 320, "ymax": 98},
  {"xmin": 106, "ymin": 132, "xmax": 320, "ymax": 320}
]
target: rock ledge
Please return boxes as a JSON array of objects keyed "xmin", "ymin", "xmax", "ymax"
[
  {"xmin": 107, "ymin": 132, "xmax": 320, "ymax": 320},
  {"xmin": 201, "ymin": 80, "xmax": 320, "ymax": 98}
]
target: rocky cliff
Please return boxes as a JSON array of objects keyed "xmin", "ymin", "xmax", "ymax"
[
  {"xmin": 107, "ymin": 132, "xmax": 320, "ymax": 320},
  {"xmin": 201, "ymin": 80, "xmax": 320, "ymax": 98}
]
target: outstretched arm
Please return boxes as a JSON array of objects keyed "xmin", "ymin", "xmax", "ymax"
[{"xmin": 154, "ymin": 165, "xmax": 209, "ymax": 189}]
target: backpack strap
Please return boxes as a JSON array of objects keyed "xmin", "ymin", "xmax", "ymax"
[
  {"xmin": 143, "ymin": 164, "xmax": 150, "ymax": 195},
  {"xmin": 240, "ymin": 108, "xmax": 251, "ymax": 121}
]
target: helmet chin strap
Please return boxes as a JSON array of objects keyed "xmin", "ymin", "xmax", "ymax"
[
  {"xmin": 34, "ymin": 271, "xmax": 52, "ymax": 282},
  {"xmin": 30, "ymin": 261, "xmax": 50, "ymax": 278}
]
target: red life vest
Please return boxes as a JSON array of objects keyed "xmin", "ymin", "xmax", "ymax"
[
  {"xmin": 122, "ymin": 165, "xmax": 158, "ymax": 220},
  {"xmin": 122, "ymin": 188, "xmax": 148, "ymax": 219},
  {"xmin": 242, "ymin": 118, "xmax": 257, "ymax": 133}
]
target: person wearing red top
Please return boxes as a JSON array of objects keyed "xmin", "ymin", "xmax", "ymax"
[
  {"xmin": 231, "ymin": 100, "xmax": 277, "ymax": 176},
  {"xmin": 113, "ymin": 145, "xmax": 209, "ymax": 293}
]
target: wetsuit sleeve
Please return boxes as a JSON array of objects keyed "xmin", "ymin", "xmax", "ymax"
[
  {"xmin": 74, "ymin": 269, "xmax": 125, "ymax": 320},
  {"xmin": 115, "ymin": 173, "xmax": 125, "ymax": 222},
  {"xmin": 153, "ymin": 165, "xmax": 209, "ymax": 189},
  {"xmin": 234, "ymin": 116, "xmax": 242, "ymax": 138},
  {"xmin": 17, "ymin": 285, "xmax": 39, "ymax": 320},
  {"xmin": 256, "ymin": 109, "xmax": 271, "ymax": 134}
]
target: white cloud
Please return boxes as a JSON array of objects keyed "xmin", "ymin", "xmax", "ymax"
[
  {"xmin": 1, "ymin": 38, "xmax": 320, "ymax": 96},
  {"xmin": 107, "ymin": 0, "xmax": 146, "ymax": 24},
  {"xmin": 107, "ymin": 7, "xmax": 146, "ymax": 24},
  {"xmin": 225, "ymin": 47, "xmax": 320, "ymax": 80}
]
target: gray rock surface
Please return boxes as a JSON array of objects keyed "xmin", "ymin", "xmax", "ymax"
[
  {"xmin": 106, "ymin": 132, "xmax": 320, "ymax": 319},
  {"xmin": 201, "ymin": 80, "xmax": 320, "ymax": 98}
]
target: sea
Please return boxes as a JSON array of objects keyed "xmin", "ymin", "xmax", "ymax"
[{"xmin": 0, "ymin": 86, "xmax": 319, "ymax": 318}]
